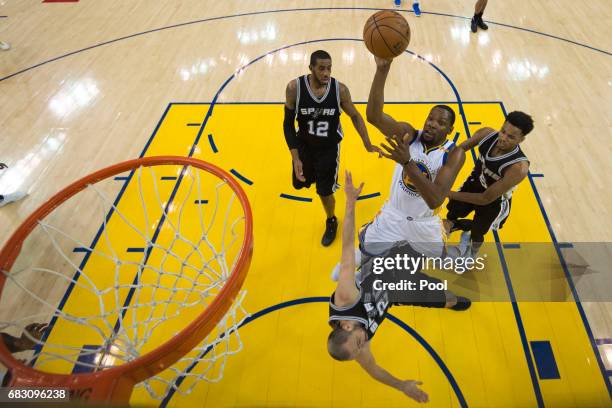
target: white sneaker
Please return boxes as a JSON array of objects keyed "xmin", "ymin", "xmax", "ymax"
[
  {"xmin": 0, "ymin": 191, "xmax": 27, "ymax": 207},
  {"xmin": 0, "ymin": 41, "xmax": 10, "ymax": 51},
  {"xmin": 458, "ymin": 230, "xmax": 472, "ymax": 255}
]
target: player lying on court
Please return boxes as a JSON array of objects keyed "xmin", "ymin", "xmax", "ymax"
[
  {"xmin": 328, "ymin": 172, "xmax": 470, "ymax": 403},
  {"xmin": 444, "ymin": 111, "xmax": 533, "ymax": 258},
  {"xmin": 362, "ymin": 56, "xmax": 466, "ymax": 259},
  {"xmin": 284, "ymin": 50, "xmax": 382, "ymax": 247}
]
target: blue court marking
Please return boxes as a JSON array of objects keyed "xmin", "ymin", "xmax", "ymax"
[
  {"xmin": 608, "ymin": 370, "xmax": 612, "ymax": 377},
  {"xmin": 184, "ymin": 101, "xmax": 507, "ymax": 105},
  {"xmin": 72, "ymin": 247, "xmax": 91, "ymax": 253},
  {"xmin": 357, "ymin": 192, "xmax": 381, "ymax": 201},
  {"xmin": 462, "ymin": 107, "xmax": 544, "ymax": 404},
  {"xmin": 230, "ymin": 169, "xmax": 253, "ymax": 185},
  {"xmin": 126, "ymin": 247, "xmax": 145, "ymax": 253},
  {"xmin": 452, "ymin": 131, "xmax": 461, "ymax": 143},
  {"xmin": 596, "ymin": 339, "xmax": 612, "ymax": 345},
  {"xmin": 194, "ymin": 199, "xmax": 208, "ymax": 204},
  {"xmin": 280, "ymin": 193, "xmax": 312, "ymax": 202},
  {"xmin": 72, "ymin": 345, "xmax": 99, "ymax": 374},
  {"xmin": 187, "ymin": 123, "xmax": 201, "ymax": 127},
  {"xmin": 0, "ymin": 6, "xmax": 609, "ymax": 83},
  {"xmin": 530, "ymin": 341, "xmax": 561, "ymax": 380},
  {"xmin": 160, "ymin": 176, "xmax": 178, "ymax": 180},
  {"xmin": 499, "ymin": 101, "xmax": 612, "ymax": 397},
  {"xmin": 160, "ymin": 297, "xmax": 467, "ymax": 408},
  {"xmin": 468, "ymin": 121, "xmax": 482, "ymax": 125},
  {"xmin": 503, "ymin": 243, "xmax": 521, "ymax": 249},
  {"xmin": 530, "ymin": 173, "xmax": 545, "ymax": 178},
  {"xmin": 208, "ymin": 134, "xmax": 218, "ymax": 153},
  {"xmin": 493, "ymin": 231, "xmax": 545, "ymax": 407},
  {"xmin": 114, "ymin": 176, "xmax": 129, "ymax": 181},
  {"xmin": 558, "ymin": 242, "xmax": 574, "ymax": 248}
]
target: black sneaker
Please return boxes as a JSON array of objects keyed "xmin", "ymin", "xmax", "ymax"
[
  {"xmin": 321, "ymin": 216, "xmax": 338, "ymax": 247},
  {"xmin": 470, "ymin": 17, "xmax": 478, "ymax": 33},
  {"xmin": 451, "ymin": 296, "xmax": 472, "ymax": 311},
  {"xmin": 477, "ymin": 18, "xmax": 488, "ymax": 30}
]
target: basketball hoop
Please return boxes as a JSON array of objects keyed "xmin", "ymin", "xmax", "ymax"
[{"xmin": 0, "ymin": 156, "xmax": 253, "ymax": 403}]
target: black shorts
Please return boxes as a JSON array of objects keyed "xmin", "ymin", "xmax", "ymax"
[
  {"xmin": 446, "ymin": 176, "xmax": 512, "ymax": 237},
  {"xmin": 292, "ymin": 142, "xmax": 340, "ymax": 197},
  {"xmin": 360, "ymin": 241, "xmax": 448, "ymax": 308}
]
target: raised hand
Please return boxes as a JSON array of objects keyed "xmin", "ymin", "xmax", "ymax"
[
  {"xmin": 344, "ymin": 170, "xmax": 364, "ymax": 202},
  {"xmin": 365, "ymin": 143, "xmax": 384, "ymax": 157},
  {"xmin": 380, "ymin": 133, "xmax": 411, "ymax": 165},
  {"xmin": 399, "ymin": 380, "xmax": 429, "ymax": 403},
  {"xmin": 374, "ymin": 56, "xmax": 393, "ymax": 69}
]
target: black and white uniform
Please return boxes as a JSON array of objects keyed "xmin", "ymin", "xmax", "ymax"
[
  {"xmin": 329, "ymin": 242, "xmax": 447, "ymax": 340},
  {"xmin": 292, "ymin": 75, "xmax": 343, "ymax": 196},
  {"xmin": 446, "ymin": 130, "xmax": 529, "ymax": 236}
]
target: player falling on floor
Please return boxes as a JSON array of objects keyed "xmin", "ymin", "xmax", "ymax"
[
  {"xmin": 362, "ymin": 56, "xmax": 466, "ymax": 257},
  {"xmin": 328, "ymin": 171, "xmax": 470, "ymax": 403},
  {"xmin": 444, "ymin": 111, "xmax": 533, "ymax": 257},
  {"xmin": 283, "ymin": 50, "xmax": 382, "ymax": 247}
]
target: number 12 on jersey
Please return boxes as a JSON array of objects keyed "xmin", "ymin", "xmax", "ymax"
[{"xmin": 307, "ymin": 120, "xmax": 329, "ymax": 137}]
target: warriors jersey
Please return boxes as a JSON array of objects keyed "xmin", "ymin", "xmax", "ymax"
[
  {"xmin": 295, "ymin": 75, "xmax": 343, "ymax": 147},
  {"xmin": 474, "ymin": 131, "xmax": 529, "ymax": 199},
  {"xmin": 364, "ymin": 131, "xmax": 455, "ymax": 256}
]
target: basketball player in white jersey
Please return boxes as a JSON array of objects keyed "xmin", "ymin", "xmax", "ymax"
[{"xmin": 363, "ymin": 56, "xmax": 466, "ymax": 257}]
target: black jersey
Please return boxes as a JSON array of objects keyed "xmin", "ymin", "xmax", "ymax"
[
  {"xmin": 329, "ymin": 281, "xmax": 390, "ymax": 341},
  {"xmin": 473, "ymin": 131, "xmax": 529, "ymax": 195},
  {"xmin": 295, "ymin": 75, "xmax": 343, "ymax": 147}
]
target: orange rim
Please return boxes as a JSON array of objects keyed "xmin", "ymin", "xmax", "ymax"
[{"xmin": 0, "ymin": 156, "xmax": 253, "ymax": 402}]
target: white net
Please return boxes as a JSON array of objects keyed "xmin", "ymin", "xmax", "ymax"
[{"xmin": 0, "ymin": 162, "xmax": 251, "ymax": 400}]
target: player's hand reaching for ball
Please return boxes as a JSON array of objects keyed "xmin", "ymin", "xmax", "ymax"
[
  {"xmin": 380, "ymin": 133, "xmax": 411, "ymax": 165},
  {"xmin": 374, "ymin": 56, "xmax": 393, "ymax": 70},
  {"xmin": 364, "ymin": 142, "xmax": 383, "ymax": 157},
  {"xmin": 344, "ymin": 171, "xmax": 364, "ymax": 202},
  {"xmin": 399, "ymin": 380, "xmax": 429, "ymax": 403},
  {"xmin": 293, "ymin": 158, "xmax": 305, "ymax": 182}
]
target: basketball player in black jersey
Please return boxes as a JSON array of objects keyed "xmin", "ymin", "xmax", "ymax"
[
  {"xmin": 283, "ymin": 50, "xmax": 381, "ymax": 247},
  {"xmin": 328, "ymin": 171, "xmax": 470, "ymax": 403},
  {"xmin": 444, "ymin": 111, "xmax": 533, "ymax": 257}
]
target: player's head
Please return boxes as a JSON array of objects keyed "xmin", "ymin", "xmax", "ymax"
[
  {"xmin": 422, "ymin": 105, "xmax": 455, "ymax": 144},
  {"xmin": 327, "ymin": 320, "xmax": 368, "ymax": 361},
  {"xmin": 309, "ymin": 50, "xmax": 332, "ymax": 85},
  {"xmin": 498, "ymin": 111, "xmax": 534, "ymax": 150}
]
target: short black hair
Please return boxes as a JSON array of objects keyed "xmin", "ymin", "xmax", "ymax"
[
  {"xmin": 310, "ymin": 50, "xmax": 332, "ymax": 67},
  {"xmin": 327, "ymin": 326, "xmax": 352, "ymax": 361},
  {"xmin": 506, "ymin": 111, "xmax": 534, "ymax": 135},
  {"xmin": 432, "ymin": 104, "xmax": 456, "ymax": 126}
]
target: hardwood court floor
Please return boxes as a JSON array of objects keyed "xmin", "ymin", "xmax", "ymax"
[{"xmin": 0, "ymin": 1, "xmax": 610, "ymax": 407}]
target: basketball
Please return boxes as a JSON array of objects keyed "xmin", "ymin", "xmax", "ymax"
[{"xmin": 363, "ymin": 10, "xmax": 411, "ymax": 59}]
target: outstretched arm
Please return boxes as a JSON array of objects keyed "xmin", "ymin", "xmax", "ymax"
[
  {"xmin": 339, "ymin": 83, "xmax": 382, "ymax": 156},
  {"xmin": 366, "ymin": 57, "xmax": 416, "ymax": 141},
  {"xmin": 381, "ymin": 134, "xmax": 466, "ymax": 209},
  {"xmin": 356, "ymin": 343, "xmax": 429, "ymax": 403},
  {"xmin": 450, "ymin": 161, "xmax": 529, "ymax": 205},
  {"xmin": 334, "ymin": 171, "xmax": 364, "ymax": 306},
  {"xmin": 284, "ymin": 80, "xmax": 305, "ymax": 181},
  {"xmin": 459, "ymin": 127, "xmax": 495, "ymax": 151}
]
